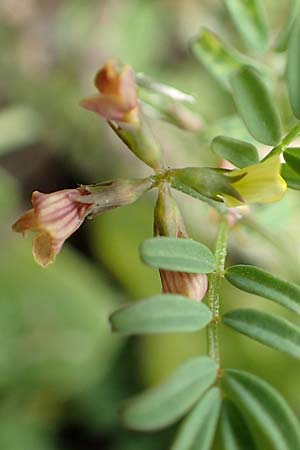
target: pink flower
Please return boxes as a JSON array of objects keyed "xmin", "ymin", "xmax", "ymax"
[
  {"xmin": 80, "ymin": 59, "xmax": 139, "ymax": 124},
  {"xmin": 12, "ymin": 189, "xmax": 92, "ymax": 267}
]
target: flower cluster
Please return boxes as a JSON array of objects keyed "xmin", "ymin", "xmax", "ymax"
[{"xmin": 13, "ymin": 58, "xmax": 288, "ymax": 302}]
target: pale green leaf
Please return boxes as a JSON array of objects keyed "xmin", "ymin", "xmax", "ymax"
[
  {"xmin": 224, "ymin": 0, "xmax": 269, "ymax": 53},
  {"xmin": 287, "ymin": 18, "xmax": 300, "ymax": 118},
  {"xmin": 140, "ymin": 237, "xmax": 215, "ymax": 273},
  {"xmin": 109, "ymin": 294, "xmax": 212, "ymax": 335},
  {"xmin": 221, "ymin": 399, "xmax": 256, "ymax": 450},
  {"xmin": 212, "ymin": 136, "xmax": 259, "ymax": 168},
  {"xmin": 171, "ymin": 387, "xmax": 222, "ymax": 450},
  {"xmin": 223, "ymin": 369, "xmax": 300, "ymax": 450},
  {"xmin": 121, "ymin": 356, "xmax": 217, "ymax": 430},
  {"xmin": 222, "ymin": 308, "xmax": 300, "ymax": 359},
  {"xmin": 231, "ymin": 66, "xmax": 282, "ymax": 145},
  {"xmin": 225, "ymin": 265, "xmax": 300, "ymax": 314},
  {"xmin": 275, "ymin": 0, "xmax": 300, "ymax": 52},
  {"xmin": 192, "ymin": 28, "xmax": 252, "ymax": 90}
]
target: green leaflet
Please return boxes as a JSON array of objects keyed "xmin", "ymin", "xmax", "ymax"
[
  {"xmin": 222, "ymin": 308, "xmax": 300, "ymax": 359},
  {"xmin": 222, "ymin": 369, "xmax": 300, "ymax": 450},
  {"xmin": 224, "ymin": 0, "xmax": 269, "ymax": 53},
  {"xmin": 121, "ymin": 356, "xmax": 217, "ymax": 431},
  {"xmin": 283, "ymin": 147, "xmax": 300, "ymax": 173},
  {"xmin": 192, "ymin": 28, "xmax": 246, "ymax": 90},
  {"xmin": 171, "ymin": 388, "xmax": 222, "ymax": 450},
  {"xmin": 212, "ymin": 136, "xmax": 259, "ymax": 168},
  {"xmin": 221, "ymin": 399, "xmax": 256, "ymax": 450},
  {"xmin": 109, "ymin": 294, "xmax": 212, "ymax": 335},
  {"xmin": 275, "ymin": 0, "xmax": 300, "ymax": 52},
  {"xmin": 287, "ymin": 18, "xmax": 300, "ymax": 119},
  {"xmin": 140, "ymin": 237, "xmax": 215, "ymax": 273},
  {"xmin": 231, "ymin": 66, "xmax": 282, "ymax": 146},
  {"xmin": 281, "ymin": 163, "xmax": 300, "ymax": 190},
  {"xmin": 225, "ymin": 265, "xmax": 300, "ymax": 314}
]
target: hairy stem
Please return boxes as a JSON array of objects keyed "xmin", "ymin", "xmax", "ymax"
[
  {"xmin": 264, "ymin": 121, "xmax": 300, "ymax": 159},
  {"xmin": 207, "ymin": 215, "xmax": 229, "ymax": 369}
]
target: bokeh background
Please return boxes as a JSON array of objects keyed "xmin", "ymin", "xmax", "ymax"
[{"xmin": 1, "ymin": 0, "xmax": 300, "ymax": 449}]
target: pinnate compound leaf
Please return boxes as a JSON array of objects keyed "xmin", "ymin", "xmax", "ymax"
[
  {"xmin": 287, "ymin": 18, "xmax": 300, "ymax": 119},
  {"xmin": 281, "ymin": 163, "xmax": 300, "ymax": 190},
  {"xmin": 171, "ymin": 387, "xmax": 222, "ymax": 450},
  {"xmin": 121, "ymin": 356, "xmax": 217, "ymax": 431},
  {"xmin": 222, "ymin": 308, "xmax": 300, "ymax": 359},
  {"xmin": 224, "ymin": 0, "xmax": 268, "ymax": 53},
  {"xmin": 231, "ymin": 66, "xmax": 282, "ymax": 146},
  {"xmin": 225, "ymin": 265, "xmax": 300, "ymax": 314},
  {"xmin": 222, "ymin": 369, "xmax": 300, "ymax": 450},
  {"xmin": 109, "ymin": 294, "xmax": 212, "ymax": 335},
  {"xmin": 275, "ymin": 0, "xmax": 300, "ymax": 52},
  {"xmin": 221, "ymin": 399, "xmax": 256, "ymax": 450},
  {"xmin": 140, "ymin": 237, "xmax": 215, "ymax": 273},
  {"xmin": 283, "ymin": 147, "xmax": 300, "ymax": 173},
  {"xmin": 212, "ymin": 136, "xmax": 259, "ymax": 168}
]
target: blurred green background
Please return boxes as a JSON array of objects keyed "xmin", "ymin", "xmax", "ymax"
[{"xmin": 1, "ymin": 0, "xmax": 300, "ymax": 449}]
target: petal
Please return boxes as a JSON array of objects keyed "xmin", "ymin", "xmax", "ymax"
[
  {"xmin": 94, "ymin": 60, "xmax": 121, "ymax": 95},
  {"xmin": 32, "ymin": 231, "xmax": 56, "ymax": 267},
  {"xmin": 224, "ymin": 156, "xmax": 287, "ymax": 206},
  {"xmin": 12, "ymin": 209, "xmax": 39, "ymax": 234},
  {"xmin": 80, "ymin": 95, "xmax": 130, "ymax": 122}
]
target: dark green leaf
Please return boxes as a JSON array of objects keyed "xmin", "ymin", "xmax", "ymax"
[
  {"xmin": 221, "ymin": 399, "xmax": 256, "ymax": 450},
  {"xmin": 281, "ymin": 163, "xmax": 300, "ymax": 190},
  {"xmin": 283, "ymin": 147, "xmax": 300, "ymax": 173},
  {"xmin": 212, "ymin": 136, "xmax": 259, "ymax": 168},
  {"xmin": 287, "ymin": 18, "xmax": 300, "ymax": 118},
  {"xmin": 275, "ymin": 0, "xmax": 300, "ymax": 52},
  {"xmin": 223, "ymin": 369, "xmax": 300, "ymax": 450},
  {"xmin": 225, "ymin": 265, "xmax": 300, "ymax": 314},
  {"xmin": 121, "ymin": 356, "xmax": 217, "ymax": 430},
  {"xmin": 109, "ymin": 294, "xmax": 212, "ymax": 335},
  {"xmin": 171, "ymin": 388, "xmax": 222, "ymax": 450},
  {"xmin": 222, "ymin": 308, "xmax": 300, "ymax": 359},
  {"xmin": 231, "ymin": 66, "xmax": 282, "ymax": 145},
  {"xmin": 140, "ymin": 237, "xmax": 215, "ymax": 273},
  {"xmin": 224, "ymin": 0, "xmax": 268, "ymax": 53}
]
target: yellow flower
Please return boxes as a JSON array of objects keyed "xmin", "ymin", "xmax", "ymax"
[
  {"xmin": 223, "ymin": 155, "xmax": 287, "ymax": 207},
  {"xmin": 80, "ymin": 59, "xmax": 139, "ymax": 124}
]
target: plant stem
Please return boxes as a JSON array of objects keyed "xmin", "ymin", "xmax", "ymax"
[
  {"xmin": 264, "ymin": 122, "xmax": 300, "ymax": 159},
  {"xmin": 207, "ymin": 215, "xmax": 229, "ymax": 369}
]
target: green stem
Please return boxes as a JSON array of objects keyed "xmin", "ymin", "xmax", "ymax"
[
  {"xmin": 264, "ymin": 122, "xmax": 300, "ymax": 160},
  {"xmin": 207, "ymin": 215, "xmax": 229, "ymax": 369}
]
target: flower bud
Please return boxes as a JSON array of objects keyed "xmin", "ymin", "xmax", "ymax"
[
  {"xmin": 137, "ymin": 74, "xmax": 203, "ymax": 132},
  {"xmin": 79, "ymin": 177, "xmax": 154, "ymax": 216},
  {"xmin": 154, "ymin": 183, "xmax": 208, "ymax": 301},
  {"xmin": 80, "ymin": 59, "xmax": 139, "ymax": 124}
]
